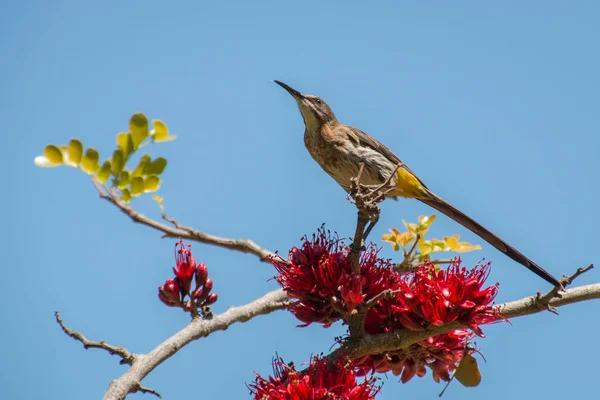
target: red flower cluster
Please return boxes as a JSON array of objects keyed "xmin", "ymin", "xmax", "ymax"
[
  {"xmin": 354, "ymin": 260, "xmax": 501, "ymax": 382},
  {"xmin": 272, "ymin": 227, "xmax": 503, "ymax": 382},
  {"xmin": 272, "ymin": 229, "xmax": 393, "ymax": 327},
  {"xmin": 249, "ymin": 356, "xmax": 378, "ymax": 400},
  {"xmin": 388, "ymin": 260, "xmax": 500, "ymax": 337},
  {"xmin": 158, "ymin": 240, "xmax": 217, "ymax": 316}
]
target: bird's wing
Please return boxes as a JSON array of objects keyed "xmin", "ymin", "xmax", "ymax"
[{"xmin": 343, "ymin": 126, "xmax": 430, "ymax": 190}]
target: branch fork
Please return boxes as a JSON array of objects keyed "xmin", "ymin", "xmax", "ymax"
[{"xmin": 534, "ymin": 264, "xmax": 594, "ymax": 314}]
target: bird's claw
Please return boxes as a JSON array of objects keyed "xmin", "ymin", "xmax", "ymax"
[{"xmin": 349, "ymin": 242, "xmax": 366, "ymax": 253}]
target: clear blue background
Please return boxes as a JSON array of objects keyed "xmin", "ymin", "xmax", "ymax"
[{"xmin": 2, "ymin": 1, "xmax": 598, "ymax": 399}]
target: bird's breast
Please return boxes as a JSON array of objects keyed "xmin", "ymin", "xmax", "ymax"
[{"xmin": 304, "ymin": 128, "xmax": 389, "ymax": 192}]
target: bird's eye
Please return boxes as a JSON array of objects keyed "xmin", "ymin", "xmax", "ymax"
[{"xmin": 315, "ymin": 98, "xmax": 322, "ymax": 105}]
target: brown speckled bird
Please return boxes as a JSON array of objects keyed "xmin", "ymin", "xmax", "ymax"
[{"xmin": 275, "ymin": 80, "xmax": 559, "ymax": 287}]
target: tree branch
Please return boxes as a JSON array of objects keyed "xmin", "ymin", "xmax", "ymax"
[
  {"xmin": 55, "ymin": 312, "xmax": 136, "ymax": 365},
  {"xmin": 346, "ymin": 163, "xmax": 397, "ymax": 338},
  {"xmin": 135, "ymin": 385, "xmax": 162, "ymax": 399},
  {"xmin": 99, "ymin": 289, "xmax": 288, "ymax": 400},
  {"xmin": 534, "ymin": 264, "xmax": 594, "ymax": 314},
  {"xmin": 363, "ymin": 289, "xmax": 402, "ymax": 309},
  {"xmin": 328, "ymin": 282, "xmax": 600, "ymax": 361},
  {"xmin": 93, "ymin": 182, "xmax": 274, "ymax": 262}
]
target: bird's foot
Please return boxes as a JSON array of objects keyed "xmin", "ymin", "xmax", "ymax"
[{"xmin": 348, "ymin": 241, "xmax": 366, "ymax": 254}]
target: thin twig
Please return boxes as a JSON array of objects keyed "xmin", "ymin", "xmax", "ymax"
[
  {"xmin": 563, "ymin": 264, "xmax": 594, "ymax": 285},
  {"xmin": 349, "ymin": 213, "xmax": 370, "ymax": 273},
  {"xmin": 136, "ymin": 385, "xmax": 162, "ymax": 399},
  {"xmin": 430, "ymin": 259, "xmax": 455, "ymax": 265},
  {"xmin": 92, "ymin": 181, "xmax": 274, "ymax": 262},
  {"xmin": 161, "ymin": 211, "xmax": 194, "ymax": 234},
  {"xmin": 364, "ymin": 289, "xmax": 402, "ymax": 309},
  {"xmin": 406, "ymin": 234, "xmax": 420, "ymax": 260},
  {"xmin": 535, "ymin": 264, "xmax": 594, "ymax": 314},
  {"xmin": 55, "ymin": 311, "xmax": 135, "ymax": 365},
  {"xmin": 396, "ymin": 234, "xmax": 421, "ymax": 272}
]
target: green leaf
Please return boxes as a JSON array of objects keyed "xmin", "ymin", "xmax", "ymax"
[
  {"xmin": 147, "ymin": 157, "xmax": 167, "ymax": 175},
  {"xmin": 117, "ymin": 170, "xmax": 130, "ymax": 189},
  {"xmin": 151, "ymin": 119, "xmax": 177, "ymax": 142},
  {"xmin": 132, "ymin": 154, "xmax": 151, "ymax": 177},
  {"xmin": 111, "ymin": 149, "xmax": 125, "ymax": 174},
  {"xmin": 129, "ymin": 113, "xmax": 149, "ymax": 149},
  {"xmin": 144, "ymin": 175, "xmax": 161, "ymax": 192},
  {"xmin": 43, "ymin": 145, "xmax": 64, "ymax": 165},
  {"xmin": 67, "ymin": 139, "xmax": 83, "ymax": 165},
  {"xmin": 121, "ymin": 188, "xmax": 132, "ymax": 203},
  {"xmin": 81, "ymin": 148, "xmax": 99, "ymax": 174},
  {"xmin": 130, "ymin": 177, "xmax": 145, "ymax": 196},
  {"xmin": 96, "ymin": 160, "xmax": 112, "ymax": 184},
  {"xmin": 117, "ymin": 132, "xmax": 134, "ymax": 158}
]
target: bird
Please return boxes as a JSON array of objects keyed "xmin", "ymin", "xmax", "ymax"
[{"xmin": 274, "ymin": 80, "xmax": 560, "ymax": 287}]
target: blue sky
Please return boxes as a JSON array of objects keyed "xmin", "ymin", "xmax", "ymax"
[{"xmin": 2, "ymin": 1, "xmax": 599, "ymax": 399}]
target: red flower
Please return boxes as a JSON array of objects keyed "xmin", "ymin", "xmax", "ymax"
[
  {"xmin": 249, "ymin": 356, "xmax": 379, "ymax": 400},
  {"xmin": 173, "ymin": 240, "xmax": 197, "ymax": 294},
  {"xmin": 203, "ymin": 293, "xmax": 218, "ymax": 306},
  {"xmin": 158, "ymin": 279, "xmax": 181, "ymax": 307},
  {"xmin": 289, "ymin": 300, "xmax": 338, "ymax": 328},
  {"xmin": 273, "ymin": 228, "xmax": 396, "ymax": 326},
  {"xmin": 355, "ymin": 259, "xmax": 501, "ymax": 382},
  {"xmin": 361, "ymin": 259, "xmax": 501, "ymax": 336},
  {"xmin": 194, "ymin": 278, "xmax": 213, "ymax": 303},
  {"xmin": 340, "ymin": 276, "xmax": 366, "ymax": 313},
  {"xmin": 272, "ymin": 229, "xmax": 350, "ymax": 325},
  {"xmin": 195, "ymin": 262, "xmax": 208, "ymax": 289},
  {"xmin": 274, "ymin": 229, "xmax": 350, "ymax": 298},
  {"xmin": 158, "ymin": 240, "xmax": 218, "ymax": 315}
]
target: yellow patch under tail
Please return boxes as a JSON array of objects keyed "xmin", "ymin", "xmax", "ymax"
[{"xmin": 389, "ymin": 167, "xmax": 428, "ymax": 198}]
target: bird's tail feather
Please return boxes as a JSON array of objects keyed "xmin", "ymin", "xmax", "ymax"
[{"xmin": 419, "ymin": 190, "xmax": 560, "ymax": 286}]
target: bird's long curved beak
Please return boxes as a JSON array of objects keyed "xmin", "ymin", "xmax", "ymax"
[{"xmin": 274, "ymin": 80, "xmax": 304, "ymax": 99}]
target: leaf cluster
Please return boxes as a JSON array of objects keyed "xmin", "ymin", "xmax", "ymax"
[
  {"xmin": 34, "ymin": 113, "xmax": 176, "ymax": 202},
  {"xmin": 382, "ymin": 214, "xmax": 481, "ymax": 269}
]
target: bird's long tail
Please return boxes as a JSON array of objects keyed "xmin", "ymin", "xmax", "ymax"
[{"xmin": 418, "ymin": 189, "xmax": 560, "ymax": 286}]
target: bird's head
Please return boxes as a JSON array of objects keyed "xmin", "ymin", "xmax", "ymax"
[{"xmin": 274, "ymin": 80, "xmax": 337, "ymax": 130}]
